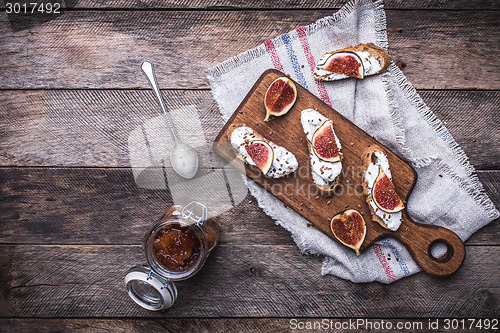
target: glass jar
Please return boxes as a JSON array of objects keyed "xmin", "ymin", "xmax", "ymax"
[{"xmin": 125, "ymin": 201, "xmax": 219, "ymax": 310}]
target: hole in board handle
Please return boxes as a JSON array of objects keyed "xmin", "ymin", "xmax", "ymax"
[{"xmin": 428, "ymin": 240, "xmax": 454, "ymax": 263}]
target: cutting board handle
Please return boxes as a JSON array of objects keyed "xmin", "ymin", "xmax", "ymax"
[{"xmin": 397, "ymin": 212, "xmax": 465, "ymax": 277}]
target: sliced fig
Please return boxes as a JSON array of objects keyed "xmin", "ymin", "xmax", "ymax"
[
  {"xmin": 245, "ymin": 140, "xmax": 274, "ymax": 175},
  {"xmin": 264, "ymin": 77, "xmax": 297, "ymax": 121},
  {"xmin": 312, "ymin": 120, "xmax": 341, "ymax": 162},
  {"xmin": 330, "ymin": 209, "xmax": 366, "ymax": 255},
  {"xmin": 372, "ymin": 166, "xmax": 405, "ymax": 213},
  {"xmin": 317, "ymin": 51, "xmax": 365, "ymax": 79}
]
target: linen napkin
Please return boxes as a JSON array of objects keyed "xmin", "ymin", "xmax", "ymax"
[{"xmin": 206, "ymin": 0, "xmax": 499, "ymax": 283}]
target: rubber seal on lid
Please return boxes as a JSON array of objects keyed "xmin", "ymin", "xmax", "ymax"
[{"xmin": 125, "ymin": 265, "xmax": 178, "ymax": 311}]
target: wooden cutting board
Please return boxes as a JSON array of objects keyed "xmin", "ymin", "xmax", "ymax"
[{"xmin": 214, "ymin": 69, "xmax": 465, "ymax": 277}]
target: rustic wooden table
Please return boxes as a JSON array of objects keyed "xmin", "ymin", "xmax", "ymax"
[{"xmin": 1, "ymin": 0, "xmax": 499, "ymax": 331}]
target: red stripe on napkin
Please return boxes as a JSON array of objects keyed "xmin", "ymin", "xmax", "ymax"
[
  {"xmin": 264, "ymin": 39, "xmax": 284, "ymax": 72},
  {"xmin": 373, "ymin": 244, "xmax": 396, "ymax": 283},
  {"xmin": 295, "ymin": 26, "xmax": 332, "ymax": 107}
]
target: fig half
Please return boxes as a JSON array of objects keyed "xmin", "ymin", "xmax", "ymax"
[
  {"xmin": 264, "ymin": 77, "xmax": 297, "ymax": 122},
  {"xmin": 245, "ymin": 140, "xmax": 274, "ymax": 175},
  {"xmin": 372, "ymin": 166, "xmax": 404, "ymax": 213},
  {"xmin": 330, "ymin": 209, "xmax": 366, "ymax": 255},
  {"xmin": 317, "ymin": 51, "xmax": 365, "ymax": 79},
  {"xmin": 312, "ymin": 120, "xmax": 341, "ymax": 162}
]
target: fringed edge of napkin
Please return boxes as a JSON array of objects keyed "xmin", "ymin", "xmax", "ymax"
[{"xmin": 383, "ymin": 63, "xmax": 500, "ymax": 221}]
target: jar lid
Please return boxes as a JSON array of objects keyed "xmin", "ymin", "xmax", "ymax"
[{"xmin": 125, "ymin": 265, "xmax": 178, "ymax": 311}]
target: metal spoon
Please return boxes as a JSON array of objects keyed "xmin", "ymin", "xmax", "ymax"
[{"xmin": 141, "ymin": 61, "xmax": 199, "ymax": 179}]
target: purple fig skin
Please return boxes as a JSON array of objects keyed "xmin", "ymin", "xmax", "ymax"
[
  {"xmin": 264, "ymin": 77, "xmax": 297, "ymax": 122},
  {"xmin": 245, "ymin": 140, "xmax": 274, "ymax": 175},
  {"xmin": 312, "ymin": 120, "xmax": 341, "ymax": 162},
  {"xmin": 318, "ymin": 51, "xmax": 365, "ymax": 79},
  {"xmin": 372, "ymin": 166, "xmax": 404, "ymax": 213},
  {"xmin": 330, "ymin": 209, "xmax": 366, "ymax": 255}
]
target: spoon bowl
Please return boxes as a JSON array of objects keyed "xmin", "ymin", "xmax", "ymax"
[{"xmin": 170, "ymin": 141, "xmax": 199, "ymax": 179}]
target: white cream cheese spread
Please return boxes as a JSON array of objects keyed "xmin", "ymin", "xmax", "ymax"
[
  {"xmin": 314, "ymin": 51, "xmax": 382, "ymax": 81},
  {"xmin": 230, "ymin": 126, "xmax": 298, "ymax": 178},
  {"xmin": 300, "ymin": 109, "xmax": 342, "ymax": 186},
  {"xmin": 364, "ymin": 151, "xmax": 402, "ymax": 231},
  {"xmin": 356, "ymin": 51, "xmax": 382, "ymax": 75}
]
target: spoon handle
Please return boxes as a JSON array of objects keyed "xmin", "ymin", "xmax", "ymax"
[{"xmin": 141, "ymin": 61, "xmax": 178, "ymax": 141}]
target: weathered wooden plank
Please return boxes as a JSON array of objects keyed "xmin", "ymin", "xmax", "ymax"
[
  {"xmin": 386, "ymin": 11, "xmax": 500, "ymax": 90},
  {"xmin": 0, "ymin": 10, "xmax": 498, "ymax": 89},
  {"xmin": 1, "ymin": 90, "xmax": 498, "ymax": 169},
  {"xmin": 0, "ymin": 244, "xmax": 498, "ymax": 317},
  {"xmin": 418, "ymin": 90, "xmax": 500, "ymax": 170},
  {"xmin": 0, "ymin": 90, "xmax": 224, "ymax": 167},
  {"xmin": 0, "ymin": 318, "xmax": 488, "ymax": 333},
  {"xmin": 1, "ymin": 0, "xmax": 497, "ymax": 10},
  {"xmin": 0, "ymin": 167, "xmax": 497, "ymax": 245},
  {"xmin": 0, "ymin": 89, "xmax": 224, "ymax": 168},
  {"xmin": 0, "ymin": 166, "xmax": 293, "ymax": 245}
]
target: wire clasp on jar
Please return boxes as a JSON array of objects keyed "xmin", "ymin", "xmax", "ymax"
[{"xmin": 181, "ymin": 201, "xmax": 208, "ymax": 226}]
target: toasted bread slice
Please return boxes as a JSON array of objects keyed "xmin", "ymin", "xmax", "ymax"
[
  {"xmin": 301, "ymin": 109, "xmax": 342, "ymax": 198},
  {"xmin": 228, "ymin": 124, "xmax": 298, "ymax": 178},
  {"xmin": 316, "ymin": 176, "xmax": 341, "ymax": 197},
  {"xmin": 362, "ymin": 146, "xmax": 387, "ymax": 228},
  {"xmin": 361, "ymin": 146, "xmax": 404, "ymax": 231},
  {"xmin": 314, "ymin": 42, "xmax": 391, "ymax": 81}
]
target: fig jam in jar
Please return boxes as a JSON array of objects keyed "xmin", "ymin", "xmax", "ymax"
[
  {"xmin": 144, "ymin": 203, "xmax": 219, "ymax": 280},
  {"xmin": 152, "ymin": 223, "xmax": 201, "ymax": 272},
  {"xmin": 125, "ymin": 202, "xmax": 219, "ymax": 310}
]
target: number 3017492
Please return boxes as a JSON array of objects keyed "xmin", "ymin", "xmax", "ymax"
[{"xmin": 5, "ymin": 2, "xmax": 61, "ymax": 14}]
